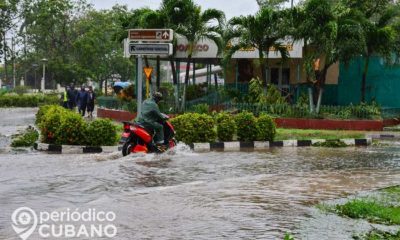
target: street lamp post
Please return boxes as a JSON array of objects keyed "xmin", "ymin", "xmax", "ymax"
[
  {"xmin": 32, "ymin": 63, "xmax": 39, "ymax": 90},
  {"xmin": 41, "ymin": 58, "xmax": 48, "ymax": 92}
]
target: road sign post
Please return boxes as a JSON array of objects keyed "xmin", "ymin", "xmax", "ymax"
[
  {"xmin": 124, "ymin": 29, "xmax": 173, "ymax": 116},
  {"xmin": 137, "ymin": 56, "xmax": 143, "ymax": 116}
]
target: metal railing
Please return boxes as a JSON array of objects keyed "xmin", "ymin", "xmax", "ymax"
[{"xmin": 97, "ymin": 94, "xmax": 395, "ymax": 120}]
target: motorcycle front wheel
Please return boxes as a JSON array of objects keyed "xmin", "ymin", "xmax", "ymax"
[{"xmin": 122, "ymin": 142, "xmax": 135, "ymax": 156}]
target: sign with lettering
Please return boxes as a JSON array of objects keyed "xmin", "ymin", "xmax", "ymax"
[
  {"xmin": 129, "ymin": 43, "xmax": 173, "ymax": 56},
  {"xmin": 129, "ymin": 29, "xmax": 173, "ymax": 42}
]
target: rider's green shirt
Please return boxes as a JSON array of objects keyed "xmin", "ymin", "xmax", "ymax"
[{"xmin": 136, "ymin": 98, "xmax": 164, "ymax": 127}]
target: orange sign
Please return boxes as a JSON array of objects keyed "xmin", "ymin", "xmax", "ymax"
[{"xmin": 144, "ymin": 67, "xmax": 153, "ymax": 79}]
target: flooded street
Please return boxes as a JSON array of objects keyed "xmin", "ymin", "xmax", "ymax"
[{"xmin": 1, "ymin": 108, "xmax": 400, "ymax": 239}]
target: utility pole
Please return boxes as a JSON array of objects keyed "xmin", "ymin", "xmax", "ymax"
[
  {"xmin": 41, "ymin": 58, "xmax": 48, "ymax": 92},
  {"xmin": 12, "ymin": 37, "xmax": 15, "ymax": 88},
  {"xmin": 3, "ymin": 34, "xmax": 7, "ymax": 84}
]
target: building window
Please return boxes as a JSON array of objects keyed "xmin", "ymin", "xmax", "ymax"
[
  {"xmin": 268, "ymin": 67, "xmax": 291, "ymax": 97},
  {"xmin": 271, "ymin": 68, "xmax": 279, "ymax": 85}
]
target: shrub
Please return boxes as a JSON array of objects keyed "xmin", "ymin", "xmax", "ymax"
[
  {"xmin": 186, "ymin": 84, "xmax": 206, "ymax": 101},
  {"xmin": 171, "ymin": 113, "xmax": 216, "ymax": 144},
  {"xmin": 122, "ymin": 101, "xmax": 137, "ymax": 113},
  {"xmin": 235, "ymin": 111, "xmax": 258, "ymax": 141},
  {"xmin": 11, "ymin": 127, "xmax": 39, "ymax": 147},
  {"xmin": 215, "ymin": 112, "xmax": 236, "ymax": 141},
  {"xmin": 85, "ymin": 119, "xmax": 117, "ymax": 146},
  {"xmin": 35, "ymin": 105, "xmax": 56, "ymax": 125},
  {"xmin": 190, "ymin": 103, "xmax": 209, "ymax": 114},
  {"xmin": 55, "ymin": 111, "xmax": 86, "ymax": 145},
  {"xmin": 248, "ymin": 77, "xmax": 286, "ymax": 105},
  {"xmin": 0, "ymin": 94, "xmax": 59, "ymax": 107},
  {"xmin": 13, "ymin": 86, "xmax": 31, "ymax": 95},
  {"xmin": 38, "ymin": 106, "xmax": 68, "ymax": 143},
  {"xmin": 256, "ymin": 113, "xmax": 276, "ymax": 141}
]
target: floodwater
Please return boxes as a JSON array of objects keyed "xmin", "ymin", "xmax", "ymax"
[{"xmin": 1, "ymin": 108, "xmax": 400, "ymax": 240}]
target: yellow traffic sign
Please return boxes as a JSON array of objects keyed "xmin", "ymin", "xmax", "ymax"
[{"xmin": 144, "ymin": 67, "xmax": 153, "ymax": 79}]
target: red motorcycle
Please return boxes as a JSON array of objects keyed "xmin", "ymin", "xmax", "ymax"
[{"xmin": 120, "ymin": 114, "xmax": 177, "ymax": 156}]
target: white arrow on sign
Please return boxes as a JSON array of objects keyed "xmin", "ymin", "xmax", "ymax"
[{"xmin": 162, "ymin": 31, "xmax": 169, "ymax": 39}]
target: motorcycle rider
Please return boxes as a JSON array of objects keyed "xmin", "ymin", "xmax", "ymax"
[{"xmin": 136, "ymin": 92, "xmax": 167, "ymax": 148}]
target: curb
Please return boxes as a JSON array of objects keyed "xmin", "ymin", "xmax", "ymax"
[
  {"xmin": 34, "ymin": 143, "xmax": 120, "ymax": 154},
  {"xmin": 34, "ymin": 138, "xmax": 372, "ymax": 154},
  {"xmin": 189, "ymin": 138, "xmax": 372, "ymax": 152},
  {"xmin": 367, "ymin": 133, "xmax": 400, "ymax": 139}
]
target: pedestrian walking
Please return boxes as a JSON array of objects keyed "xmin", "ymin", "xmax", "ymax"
[
  {"xmin": 61, "ymin": 86, "xmax": 69, "ymax": 109},
  {"xmin": 87, "ymin": 86, "xmax": 96, "ymax": 118},
  {"xmin": 67, "ymin": 84, "xmax": 77, "ymax": 110},
  {"xmin": 76, "ymin": 86, "xmax": 88, "ymax": 116}
]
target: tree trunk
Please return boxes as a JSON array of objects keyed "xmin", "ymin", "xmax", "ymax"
[
  {"xmin": 105, "ymin": 79, "xmax": 107, "ymax": 96},
  {"xmin": 315, "ymin": 66, "xmax": 328, "ymax": 114},
  {"xmin": 192, "ymin": 59, "xmax": 196, "ymax": 85},
  {"xmin": 99, "ymin": 79, "xmax": 103, "ymax": 95},
  {"xmin": 308, "ymin": 87, "xmax": 315, "ymax": 113},
  {"xmin": 181, "ymin": 55, "xmax": 192, "ymax": 111},
  {"xmin": 156, "ymin": 56, "xmax": 161, "ymax": 90},
  {"xmin": 361, "ymin": 56, "xmax": 370, "ymax": 103}
]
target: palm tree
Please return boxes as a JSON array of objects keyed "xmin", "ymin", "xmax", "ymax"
[
  {"xmin": 138, "ymin": 0, "xmax": 198, "ymax": 110},
  {"xmin": 225, "ymin": 7, "xmax": 290, "ymax": 88},
  {"xmin": 355, "ymin": 3, "xmax": 400, "ymax": 102},
  {"xmin": 292, "ymin": 0, "xmax": 364, "ymax": 113},
  {"xmin": 175, "ymin": 2, "xmax": 225, "ymax": 110}
]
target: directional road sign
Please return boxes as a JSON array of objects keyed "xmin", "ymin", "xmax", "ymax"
[
  {"xmin": 129, "ymin": 29, "xmax": 173, "ymax": 42},
  {"xmin": 129, "ymin": 43, "xmax": 173, "ymax": 56}
]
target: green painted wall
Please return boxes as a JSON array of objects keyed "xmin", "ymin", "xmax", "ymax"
[{"xmin": 338, "ymin": 56, "xmax": 400, "ymax": 107}]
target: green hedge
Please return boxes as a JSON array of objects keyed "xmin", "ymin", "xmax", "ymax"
[
  {"xmin": 85, "ymin": 119, "xmax": 117, "ymax": 146},
  {"xmin": 171, "ymin": 111, "xmax": 276, "ymax": 144},
  {"xmin": 37, "ymin": 105, "xmax": 117, "ymax": 146},
  {"xmin": 170, "ymin": 113, "xmax": 216, "ymax": 144},
  {"xmin": 216, "ymin": 112, "xmax": 236, "ymax": 141},
  {"xmin": 235, "ymin": 111, "xmax": 258, "ymax": 141},
  {"xmin": 55, "ymin": 112, "xmax": 87, "ymax": 145},
  {"xmin": 256, "ymin": 113, "xmax": 276, "ymax": 141},
  {"xmin": 0, "ymin": 94, "xmax": 59, "ymax": 107}
]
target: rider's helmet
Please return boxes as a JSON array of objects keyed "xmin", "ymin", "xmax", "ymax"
[{"xmin": 152, "ymin": 91, "xmax": 163, "ymax": 103}]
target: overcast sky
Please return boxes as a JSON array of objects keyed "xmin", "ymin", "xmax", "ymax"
[{"xmin": 90, "ymin": 0, "xmax": 261, "ymax": 20}]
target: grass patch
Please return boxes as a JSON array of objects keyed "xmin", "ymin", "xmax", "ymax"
[
  {"xmin": 383, "ymin": 186, "xmax": 400, "ymax": 195},
  {"xmin": 312, "ymin": 140, "xmax": 348, "ymax": 148},
  {"xmin": 275, "ymin": 128, "xmax": 365, "ymax": 141},
  {"xmin": 11, "ymin": 127, "xmax": 39, "ymax": 147},
  {"xmin": 354, "ymin": 229, "xmax": 400, "ymax": 240},
  {"xmin": 335, "ymin": 199, "xmax": 400, "ymax": 225}
]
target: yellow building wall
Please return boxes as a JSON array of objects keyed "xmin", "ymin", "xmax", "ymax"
[{"xmin": 224, "ymin": 59, "xmax": 340, "ymax": 85}]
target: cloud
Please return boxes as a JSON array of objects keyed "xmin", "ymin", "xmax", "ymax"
[{"xmin": 90, "ymin": 0, "xmax": 259, "ymax": 20}]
